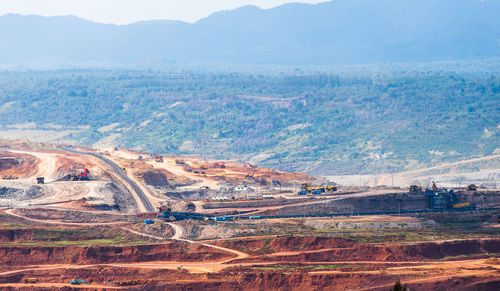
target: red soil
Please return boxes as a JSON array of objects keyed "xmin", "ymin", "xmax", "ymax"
[
  {"xmin": 0, "ymin": 242, "xmax": 232, "ymax": 268},
  {"xmin": 0, "ymin": 151, "xmax": 39, "ymax": 178}
]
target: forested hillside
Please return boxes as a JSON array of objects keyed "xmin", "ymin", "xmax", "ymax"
[{"xmin": 0, "ymin": 69, "xmax": 498, "ymax": 175}]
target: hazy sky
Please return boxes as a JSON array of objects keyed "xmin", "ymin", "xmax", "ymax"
[{"xmin": 0, "ymin": 0, "xmax": 329, "ymax": 24}]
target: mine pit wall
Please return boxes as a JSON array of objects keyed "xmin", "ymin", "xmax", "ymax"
[
  {"xmin": 267, "ymin": 192, "xmax": 429, "ymax": 216},
  {"xmin": 0, "ymin": 265, "xmax": 498, "ymax": 291},
  {"xmin": 267, "ymin": 191, "xmax": 500, "ymax": 216},
  {"xmin": 454, "ymin": 190, "xmax": 500, "ymax": 207},
  {"xmin": 0, "ymin": 242, "xmax": 232, "ymax": 268},
  {"xmin": 231, "ymin": 238, "xmax": 500, "ymax": 264}
]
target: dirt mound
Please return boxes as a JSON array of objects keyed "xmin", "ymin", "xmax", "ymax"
[
  {"xmin": 138, "ymin": 169, "xmax": 194, "ymax": 188},
  {"xmin": 0, "ymin": 151, "xmax": 39, "ymax": 178},
  {"xmin": 483, "ymin": 257, "xmax": 500, "ymax": 264},
  {"xmin": 0, "ymin": 185, "xmax": 44, "ymax": 200}
]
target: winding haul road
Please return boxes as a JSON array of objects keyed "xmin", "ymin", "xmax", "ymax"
[{"xmin": 60, "ymin": 147, "xmax": 155, "ymax": 212}]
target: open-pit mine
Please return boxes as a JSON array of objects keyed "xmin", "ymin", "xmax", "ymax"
[{"xmin": 0, "ymin": 140, "xmax": 499, "ymax": 290}]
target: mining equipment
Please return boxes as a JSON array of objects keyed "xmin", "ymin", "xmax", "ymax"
[
  {"xmin": 2, "ymin": 175, "xmax": 18, "ymax": 180},
  {"xmin": 175, "ymin": 159, "xmax": 185, "ymax": 165},
  {"xmin": 36, "ymin": 177, "xmax": 44, "ymax": 184},
  {"xmin": 72, "ymin": 168, "xmax": 90, "ymax": 181},
  {"xmin": 70, "ymin": 279, "xmax": 89, "ymax": 285},
  {"xmin": 298, "ymin": 184, "xmax": 335, "ymax": 195},
  {"xmin": 214, "ymin": 162, "xmax": 226, "ymax": 168},
  {"xmin": 453, "ymin": 202, "xmax": 476, "ymax": 209},
  {"xmin": 409, "ymin": 185, "xmax": 422, "ymax": 192},
  {"xmin": 466, "ymin": 184, "xmax": 478, "ymax": 191},
  {"xmin": 155, "ymin": 155, "xmax": 163, "ymax": 162},
  {"xmin": 144, "ymin": 219, "xmax": 154, "ymax": 224},
  {"xmin": 425, "ymin": 181, "xmax": 456, "ymax": 209},
  {"xmin": 325, "ymin": 185, "xmax": 337, "ymax": 192},
  {"xmin": 25, "ymin": 278, "xmax": 37, "ymax": 284}
]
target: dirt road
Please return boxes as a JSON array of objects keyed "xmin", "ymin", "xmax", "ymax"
[
  {"xmin": 60, "ymin": 147, "xmax": 155, "ymax": 212},
  {"xmin": 166, "ymin": 222, "xmax": 249, "ymax": 261},
  {"xmin": 9, "ymin": 150, "xmax": 59, "ymax": 182},
  {"xmin": 0, "ymin": 282, "xmax": 126, "ymax": 289}
]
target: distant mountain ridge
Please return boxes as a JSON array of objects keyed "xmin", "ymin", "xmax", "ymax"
[{"xmin": 1, "ymin": 0, "xmax": 499, "ymax": 67}]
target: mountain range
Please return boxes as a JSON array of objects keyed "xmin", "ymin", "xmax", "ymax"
[{"xmin": 1, "ymin": 0, "xmax": 500, "ymax": 67}]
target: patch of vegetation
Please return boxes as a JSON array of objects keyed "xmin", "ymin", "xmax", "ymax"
[
  {"xmin": 0, "ymin": 226, "xmax": 151, "ymax": 246},
  {"xmin": 0, "ymin": 70, "xmax": 498, "ymax": 175}
]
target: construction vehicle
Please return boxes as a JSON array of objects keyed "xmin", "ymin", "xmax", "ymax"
[
  {"xmin": 313, "ymin": 189, "xmax": 323, "ymax": 195},
  {"xmin": 466, "ymin": 184, "xmax": 478, "ymax": 191},
  {"xmin": 159, "ymin": 206, "xmax": 171, "ymax": 212},
  {"xmin": 214, "ymin": 162, "xmax": 226, "ymax": 168},
  {"xmin": 2, "ymin": 175, "xmax": 18, "ymax": 180},
  {"xmin": 200, "ymin": 165, "xmax": 208, "ymax": 170},
  {"xmin": 72, "ymin": 168, "xmax": 89, "ymax": 181},
  {"xmin": 409, "ymin": 185, "xmax": 422, "ymax": 192},
  {"xmin": 452, "ymin": 202, "xmax": 476, "ymax": 209},
  {"xmin": 425, "ymin": 181, "xmax": 456, "ymax": 209},
  {"xmin": 36, "ymin": 177, "xmax": 45, "ymax": 184},
  {"xmin": 155, "ymin": 155, "xmax": 163, "ymax": 162},
  {"xmin": 25, "ymin": 278, "xmax": 37, "ymax": 283},
  {"xmin": 144, "ymin": 219, "xmax": 154, "ymax": 224},
  {"xmin": 70, "ymin": 279, "xmax": 89, "ymax": 285},
  {"xmin": 325, "ymin": 185, "xmax": 337, "ymax": 192},
  {"xmin": 175, "ymin": 159, "xmax": 185, "ymax": 165}
]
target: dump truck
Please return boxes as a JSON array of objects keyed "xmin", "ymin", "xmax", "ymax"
[
  {"xmin": 144, "ymin": 219, "xmax": 154, "ymax": 224},
  {"xmin": 25, "ymin": 278, "xmax": 37, "ymax": 283},
  {"xmin": 325, "ymin": 185, "xmax": 337, "ymax": 192},
  {"xmin": 36, "ymin": 177, "xmax": 45, "ymax": 184},
  {"xmin": 466, "ymin": 184, "xmax": 478, "ymax": 191},
  {"xmin": 409, "ymin": 185, "xmax": 422, "ymax": 192},
  {"xmin": 155, "ymin": 155, "xmax": 163, "ymax": 162}
]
